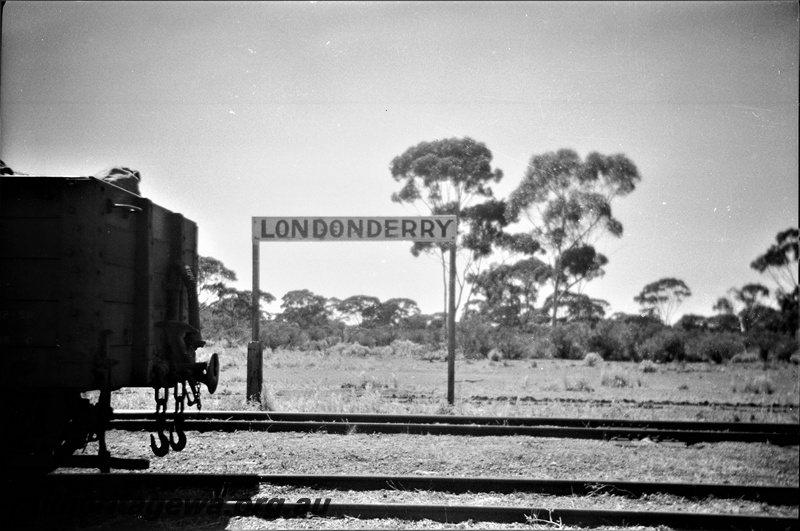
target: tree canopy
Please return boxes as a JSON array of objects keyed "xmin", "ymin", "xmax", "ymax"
[
  {"xmin": 506, "ymin": 149, "xmax": 641, "ymax": 325},
  {"xmin": 750, "ymin": 227, "xmax": 798, "ymax": 336},
  {"xmin": 198, "ymin": 255, "xmax": 238, "ymax": 308},
  {"xmin": 335, "ymin": 295, "xmax": 421, "ymax": 328},
  {"xmin": 750, "ymin": 227, "xmax": 798, "ymax": 295},
  {"xmin": 466, "ymin": 256, "xmax": 550, "ymax": 327},
  {"xmin": 197, "ymin": 255, "xmax": 274, "ymax": 333},
  {"xmin": 543, "ymin": 291, "xmax": 609, "ymax": 323},
  {"xmin": 389, "ymin": 137, "xmax": 506, "ymax": 319},
  {"xmin": 279, "ymin": 289, "xmax": 329, "ymax": 328},
  {"xmin": 634, "ymin": 277, "xmax": 692, "ymax": 325},
  {"xmin": 390, "ymin": 136, "xmax": 502, "ymax": 218}
]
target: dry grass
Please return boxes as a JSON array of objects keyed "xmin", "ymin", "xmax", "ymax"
[
  {"xmin": 735, "ymin": 374, "xmax": 776, "ymax": 395},
  {"xmin": 108, "ymin": 342, "xmax": 800, "ymax": 423},
  {"xmin": 563, "ymin": 376, "xmax": 594, "ymax": 393},
  {"xmin": 600, "ymin": 367, "xmax": 641, "ymax": 388}
]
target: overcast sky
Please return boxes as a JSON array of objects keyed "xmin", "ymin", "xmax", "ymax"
[{"xmin": 2, "ymin": 1, "xmax": 798, "ymax": 321}]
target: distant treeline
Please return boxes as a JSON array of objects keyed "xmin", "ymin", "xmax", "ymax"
[{"xmin": 198, "ymin": 253, "xmax": 797, "ymax": 366}]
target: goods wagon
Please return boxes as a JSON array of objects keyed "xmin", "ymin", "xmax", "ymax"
[{"xmin": 1, "ymin": 175, "xmax": 219, "ymax": 472}]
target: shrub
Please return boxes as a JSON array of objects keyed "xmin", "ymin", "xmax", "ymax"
[
  {"xmin": 563, "ymin": 376, "xmax": 594, "ymax": 392},
  {"xmin": 744, "ymin": 330, "xmax": 791, "ymax": 365},
  {"xmin": 329, "ymin": 342, "xmax": 371, "ymax": 357},
  {"xmin": 424, "ymin": 319, "xmax": 445, "ymax": 350},
  {"xmin": 730, "ymin": 350, "xmax": 760, "ymax": 363},
  {"xmin": 639, "ymin": 360, "xmax": 657, "ymax": 373},
  {"xmin": 636, "ymin": 329, "xmax": 686, "ymax": 363},
  {"xmin": 372, "ymin": 326, "xmax": 398, "ymax": 347},
  {"xmin": 522, "ymin": 326, "xmax": 553, "ymax": 358},
  {"xmin": 493, "ymin": 328, "xmax": 530, "ymax": 360},
  {"xmin": 458, "ymin": 316, "xmax": 494, "ymax": 359},
  {"xmin": 583, "ymin": 317, "xmax": 666, "ymax": 361},
  {"xmin": 305, "ymin": 339, "xmax": 328, "ymax": 352},
  {"xmin": 260, "ymin": 321, "xmax": 307, "ymax": 350},
  {"xmin": 608, "ymin": 314, "xmax": 665, "ymax": 361},
  {"xmin": 583, "ymin": 352, "xmax": 603, "ymax": 367},
  {"xmin": 390, "ymin": 339, "xmax": 428, "ymax": 358},
  {"xmin": 200, "ymin": 307, "xmax": 237, "ymax": 335},
  {"xmin": 200, "ymin": 309, "xmax": 250, "ymax": 345},
  {"xmin": 742, "ymin": 375, "xmax": 774, "ymax": 395},
  {"xmin": 585, "ymin": 324, "xmax": 624, "ymax": 360},
  {"xmin": 306, "ymin": 325, "xmax": 331, "ymax": 342},
  {"xmin": 397, "ymin": 327, "xmax": 431, "ymax": 345},
  {"xmin": 354, "ymin": 331, "xmax": 377, "ymax": 348},
  {"xmin": 342, "ymin": 371, "xmax": 396, "ymax": 392},
  {"xmin": 370, "ymin": 345, "xmax": 394, "ymax": 357},
  {"xmin": 706, "ymin": 313, "xmax": 742, "ymax": 333},
  {"xmin": 690, "ymin": 333, "xmax": 745, "ymax": 364},
  {"xmin": 601, "ymin": 368, "xmax": 637, "ymax": 388},
  {"xmin": 549, "ymin": 324, "xmax": 587, "ymax": 360},
  {"xmin": 347, "ymin": 326, "xmax": 397, "ymax": 348},
  {"xmin": 773, "ymin": 338, "xmax": 799, "ymax": 363}
]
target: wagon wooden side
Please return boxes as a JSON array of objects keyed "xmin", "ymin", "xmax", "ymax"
[
  {"xmin": 2, "ymin": 175, "xmax": 217, "ymax": 471},
  {"xmin": 1, "ymin": 176, "xmax": 199, "ymax": 391}
]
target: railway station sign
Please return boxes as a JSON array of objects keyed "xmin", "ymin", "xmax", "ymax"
[
  {"xmin": 249, "ymin": 213, "xmax": 459, "ymax": 407},
  {"xmin": 253, "ymin": 216, "xmax": 457, "ymax": 242}
]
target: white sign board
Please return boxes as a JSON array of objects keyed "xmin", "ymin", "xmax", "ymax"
[{"xmin": 253, "ymin": 216, "xmax": 457, "ymax": 242}]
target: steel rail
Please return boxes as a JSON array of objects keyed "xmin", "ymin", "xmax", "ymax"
[
  {"xmin": 270, "ymin": 502, "xmax": 798, "ymax": 529},
  {"xmin": 370, "ymin": 392, "xmax": 800, "ymax": 410},
  {"xmin": 11, "ymin": 497, "xmax": 798, "ymax": 530},
  {"xmin": 109, "ymin": 418, "xmax": 799, "ymax": 445},
  {"xmin": 461, "ymin": 395, "xmax": 800, "ymax": 410},
  {"xmin": 39, "ymin": 473, "xmax": 800, "ymax": 505},
  {"xmin": 115, "ymin": 409, "xmax": 800, "ymax": 434}
]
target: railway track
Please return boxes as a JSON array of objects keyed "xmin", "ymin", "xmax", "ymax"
[
  {"xmin": 464, "ymin": 395, "xmax": 800, "ymax": 410},
  {"xmin": 40, "ymin": 472, "xmax": 800, "ymax": 505},
  {"xmin": 111, "ymin": 410, "xmax": 800, "ymax": 445},
  {"xmin": 302, "ymin": 389, "xmax": 800, "ymax": 411},
  {"xmin": 17, "ymin": 473, "xmax": 799, "ymax": 530}
]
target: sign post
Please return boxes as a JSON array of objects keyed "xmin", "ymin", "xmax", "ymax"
[
  {"xmin": 247, "ymin": 239, "xmax": 262, "ymax": 402},
  {"xmin": 447, "ymin": 240, "xmax": 456, "ymax": 405},
  {"xmin": 250, "ymin": 216, "xmax": 458, "ymax": 404}
]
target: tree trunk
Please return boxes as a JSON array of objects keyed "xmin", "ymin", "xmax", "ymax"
[{"xmin": 551, "ymin": 257, "xmax": 561, "ymax": 327}]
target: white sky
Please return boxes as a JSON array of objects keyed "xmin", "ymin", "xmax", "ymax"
[{"xmin": 2, "ymin": 1, "xmax": 798, "ymax": 321}]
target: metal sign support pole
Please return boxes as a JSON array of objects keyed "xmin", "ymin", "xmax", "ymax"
[
  {"xmin": 447, "ymin": 240, "xmax": 456, "ymax": 405},
  {"xmin": 247, "ymin": 239, "xmax": 263, "ymax": 402}
]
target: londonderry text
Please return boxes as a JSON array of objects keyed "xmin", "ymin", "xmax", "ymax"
[{"xmin": 253, "ymin": 216, "xmax": 457, "ymax": 242}]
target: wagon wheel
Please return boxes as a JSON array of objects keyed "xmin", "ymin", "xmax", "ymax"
[{"xmin": 7, "ymin": 389, "xmax": 88, "ymax": 474}]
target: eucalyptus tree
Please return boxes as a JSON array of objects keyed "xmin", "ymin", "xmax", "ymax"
[
  {"xmin": 279, "ymin": 289, "xmax": 329, "ymax": 328},
  {"xmin": 376, "ymin": 298, "xmax": 421, "ymax": 327},
  {"xmin": 715, "ymin": 283, "xmax": 773, "ymax": 333},
  {"xmin": 197, "ymin": 255, "xmax": 274, "ymax": 330},
  {"xmin": 209, "ymin": 287, "xmax": 275, "ymax": 329},
  {"xmin": 466, "ymin": 256, "xmax": 550, "ymax": 327},
  {"xmin": 750, "ymin": 227, "xmax": 798, "ymax": 335},
  {"xmin": 506, "ymin": 149, "xmax": 641, "ymax": 325},
  {"xmin": 544, "ymin": 292, "xmax": 609, "ymax": 323},
  {"xmin": 335, "ymin": 295, "xmax": 421, "ymax": 328},
  {"xmin": 751, "ymin": 228, "xmax": 799, "ymax": 294},
  {"xmin": 389, "ymin": 137, "xmax": 506, "ymax": 319},
  {"xmin": 336, "ymin": 295, "xmax": 381, "ymax": 327},
  {"xmin": 634, "ymin": 278, "xmax": 692, "ymax": 325},
  {"xmin": 198, "ymin": 255, "xmax": 238, "ymax": 309}
]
